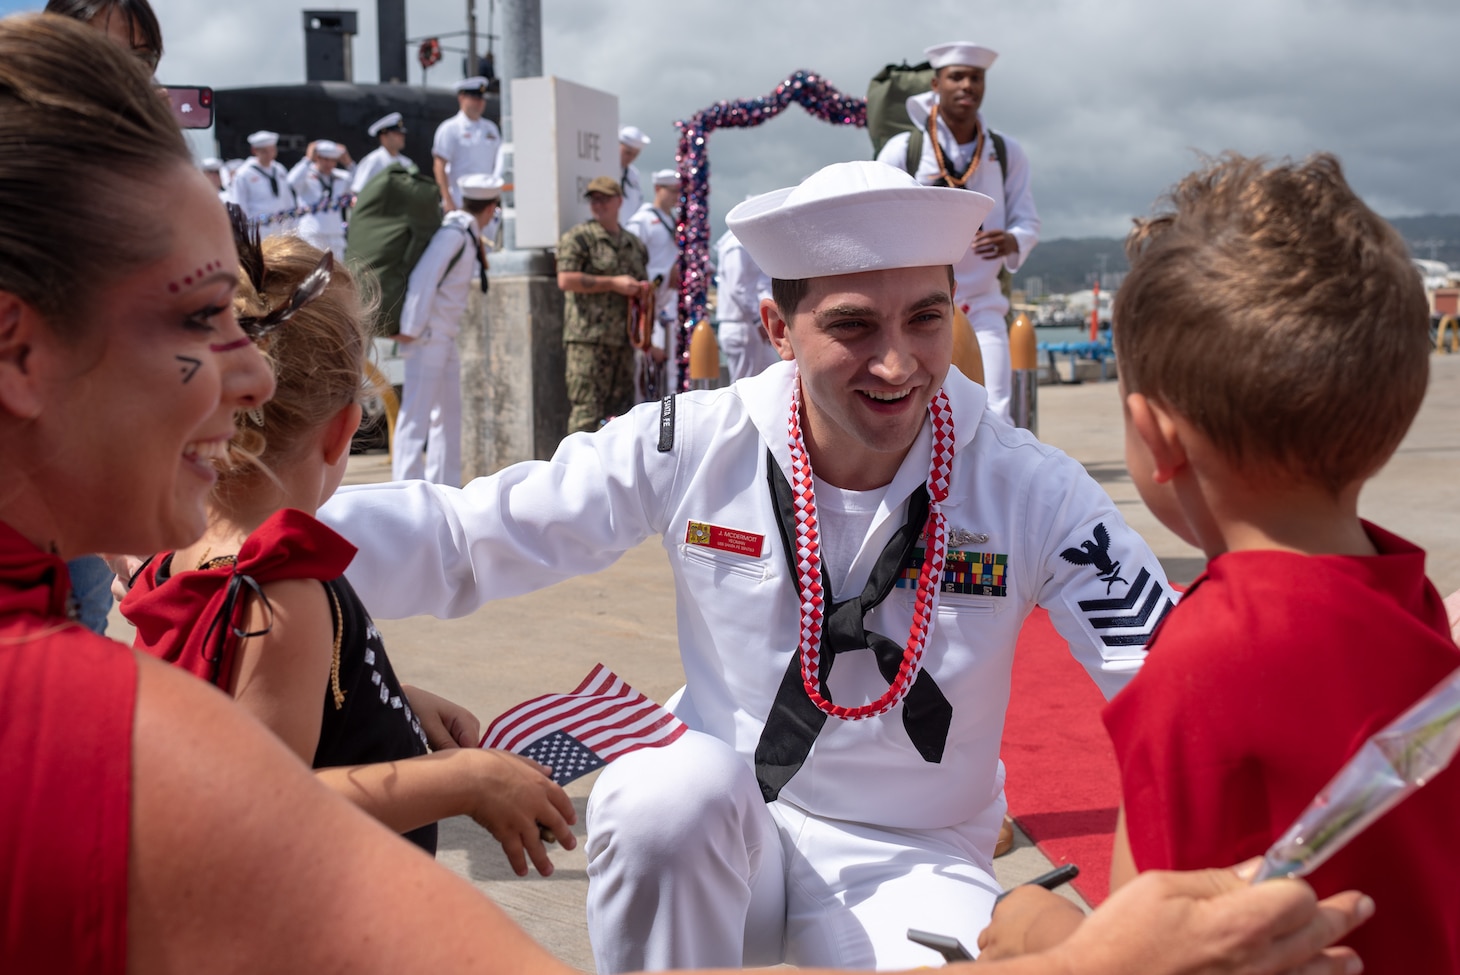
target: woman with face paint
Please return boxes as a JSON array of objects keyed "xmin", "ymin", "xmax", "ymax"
[{"xmin": 43, "ymin": 0, "xmax": 165, "ymax": 635}]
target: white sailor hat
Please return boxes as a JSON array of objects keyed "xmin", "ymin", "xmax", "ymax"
[
  {"xmin": 199, "ymin": 156, "xmax": 223, "ymax": 172},
  {"xmin": 924, "ymin": 41, "xmax": 998, "ymax": 71},
  {"xmin": 619, "ymin": 125, "xmax": 651, "ymax": 148},
  {"xmin": 725, "ymin": 161, "xmax": 993, "ymax": 281},
  {"xmin": 246, "ymin": 130, "xmax": 280, "ymax": 148},
  {"xmin": 458, "ymin": 174, "xmax": 504, "ymax": 200},
  {"xmin": 454, "ymin": 76, "xmax": 489, "ymax": 94},
  {"xmin": 651, "ymin": 168, "xmax": 681, "ymax": 188},
  {"xmin": 314, "ymin": 140, "xmax": 344, "ymax": 159},
  {"xmin": 368, "ymin": 112, "xmax": 404, "ymax": 137}
]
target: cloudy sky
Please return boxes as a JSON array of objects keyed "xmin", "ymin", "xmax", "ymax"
[{"xmin": 6, "ymin": 0, "xmax": 1457, "ymax": 239}]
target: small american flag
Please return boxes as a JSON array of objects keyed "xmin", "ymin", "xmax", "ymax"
[{"xmin": 479, "ymin": 664, "xmax": 687, "ymax": 785}]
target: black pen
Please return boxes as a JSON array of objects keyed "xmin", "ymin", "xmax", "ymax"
[{"xmin": 994, "ymin": 863, "xmax": 1080, "ymax": 903}]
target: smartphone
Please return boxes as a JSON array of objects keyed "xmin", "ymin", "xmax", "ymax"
[
  {"xmin": 906, "ymin": 928, "xmax": 974, "ymax": 962},
  {"xmin": 164, "ymin": 85, "xmax": 213, "ymax": 129}
]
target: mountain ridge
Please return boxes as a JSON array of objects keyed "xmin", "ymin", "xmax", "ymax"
[{"xmin": 1017, "ymin": 214, "xmax": 1460, "ymax": 295}]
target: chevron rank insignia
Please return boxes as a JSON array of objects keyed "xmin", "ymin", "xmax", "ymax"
[{"xmin": 1076, "ymin": 566, "xmax": 1174, "ymax": 647}]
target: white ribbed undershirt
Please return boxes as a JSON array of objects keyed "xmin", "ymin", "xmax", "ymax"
[{"xmin": 810, "ymin": 476, "xmax": 888, "ymax": 596}]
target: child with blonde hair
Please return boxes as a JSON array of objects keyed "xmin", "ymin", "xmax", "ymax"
[{"xmin": 123, "ymin": 225, "xmax": 575, "ymax": 874}]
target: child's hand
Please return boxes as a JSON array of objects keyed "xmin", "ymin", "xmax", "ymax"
[
  {"xmin": 402, "ymin": 684, "xmax": 481, "ymax": 750},
  {"xmin": 104, "ymin": 553, "xmax": 146, "ymax": 602},
  {"xmin": 976, "ymin": 884, "xmax": 1086, "ymax": 960},
  {"xmin": 466, "ymin": 749, "xmax": 578, "ymax": 877}
]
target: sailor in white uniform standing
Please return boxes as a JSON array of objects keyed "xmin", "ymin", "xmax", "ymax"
[
  {"xmin": 624, "ymin": 168, "xmax": 682, "ymax": 401},
  {"xmin": 316, "ymin": 161, "xmax": 1170, "ymax": 970},
  {"xmin": 288, "ymin": 139, "xmax": 351, "ymax": 260},
  {"xmin": 715, "ymin": 223, "xmax": 778, "ymax": 381},
  {"xmin": 432, "ymin": 76, "xmax": 503, "ymax": 213},
  {"xmin": 877, "ymin": 42, "xmax": 1040, "ymax": 424},
  {"xmin": 618, "ymin": 124, "xmax": 650, "ymax": 218},
  {"xmin": 352, "ymin": 111, "xmax": 415, "ymax": 194},
  {"xmin": 228, "ymin": 130, "xmax": 297, "ymax": 236},
  {"xmin": 391, "ymin": 174, "xmax": 500, "ymax": 486}
]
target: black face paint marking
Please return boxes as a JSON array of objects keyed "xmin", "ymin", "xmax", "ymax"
[{"xmin": 177, "ymin": 356, "xmax": 202, "ymax": 383}]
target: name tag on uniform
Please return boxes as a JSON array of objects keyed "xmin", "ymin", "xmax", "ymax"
[{"xmin": 685, "ymin": 521, "xmax": 764, "ymax": 558}]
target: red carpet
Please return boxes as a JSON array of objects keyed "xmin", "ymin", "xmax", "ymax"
[{"xmin": 1002, "ymin": 608, "xmax": 1121, "ymax": 905}]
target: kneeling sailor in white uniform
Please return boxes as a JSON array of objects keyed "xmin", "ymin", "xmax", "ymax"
[
  {"xmin": 318, "ymin": 161, "xmax": 1169, "ymax": 971},
  {"xmin": 391, "ymin": 174, "xmax": 500, "ymax": 486}
]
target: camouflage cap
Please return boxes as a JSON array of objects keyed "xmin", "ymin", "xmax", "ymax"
[{"xmin": 584, "ymin": 175, "xmax": 622, "ymax": 198}]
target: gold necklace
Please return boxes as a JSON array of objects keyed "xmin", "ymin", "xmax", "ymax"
[
  {"xmin": 195, "ymin": 549, "xmax": 239, "ymax": 572},
  {"xmin": 326, "ymin": 584, "xmax": 346, "ymax": 710},
  {"xmin": 928, "ymin": 103, "xmax": 983, "ymax": 189}
]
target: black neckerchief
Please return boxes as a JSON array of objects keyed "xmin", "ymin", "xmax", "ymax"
[{"xmin": 753, "ymin": 450, "xmax": 953, "ymax": 802}]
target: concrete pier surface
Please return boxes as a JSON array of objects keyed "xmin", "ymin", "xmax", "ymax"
[{"xmin": 112, "ymin": 354, "xmax": 1460, "ymax": 970}]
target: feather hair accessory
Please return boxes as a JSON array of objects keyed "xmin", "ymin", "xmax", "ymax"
[
  {"xmin": 241, "ymin": 250, "xmax": 333, "ymax": 340},
  {"xmin": 227, "ymin": 203, "xmax": 266, "ymax": 298},
  {"xmin": 224, "ymin": 205, "xmax": 334, "ymax": 342}
]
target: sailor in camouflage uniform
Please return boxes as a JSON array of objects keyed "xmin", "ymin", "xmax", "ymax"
[{"xmin": 556, "ymin": 175, "xmax": 651, "ymax": 434}]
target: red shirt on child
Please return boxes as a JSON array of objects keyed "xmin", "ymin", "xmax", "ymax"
[
  {"xmin": 123, "ymin": 507, "xmax": 354, "ymax": 690},
  {"xmin": 1104, "ymin": 523, "xmax": 1460, "ymax": 973}
]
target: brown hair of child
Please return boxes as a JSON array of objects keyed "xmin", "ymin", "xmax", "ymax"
[
  {"xmin": 1114, "ymin": 152, "xmax": 1431, "ymax": 495},
  {"xmin": 219, "ymin": 236, "xmax": 371, "ymax": 500}
]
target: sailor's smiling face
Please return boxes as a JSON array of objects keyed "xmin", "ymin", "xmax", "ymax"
[{"xmin": 765, "ymin": 265, "xmax": 955, "ymax": 491}]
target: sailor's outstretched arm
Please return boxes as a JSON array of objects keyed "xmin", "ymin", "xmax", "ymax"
[{"xmin": 319, "ymin": 404, "xmax": 677, "ymax": 620}]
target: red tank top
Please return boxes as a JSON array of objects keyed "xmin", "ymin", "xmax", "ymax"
[{"xmin": 0, "ymin": 520, "xmax": 133, "ymax": 974}]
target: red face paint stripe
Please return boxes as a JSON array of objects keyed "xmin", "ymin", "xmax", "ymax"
[
  {"xmin": 168, "ymin": 260, "xmax": 231, "ymax": 294},
  {"xmin": 209, "ymin": 337, "xmax": 252, "ymax": 353}
]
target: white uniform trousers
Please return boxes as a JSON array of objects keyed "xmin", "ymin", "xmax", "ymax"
[
  {"xmin": 585, "ymin": 731, "xmax": 1003, "ymax": 972},
  {"xmin": 969, "ymin": 307, "xmax": 1013, "ymax": 424},
  {"xmin": 718, "ymin": 319, "xmax": 780, "ymax": 382},
  {"xmin": 391, "ymin": 334, "xmax": 462, "ymax": 486}
]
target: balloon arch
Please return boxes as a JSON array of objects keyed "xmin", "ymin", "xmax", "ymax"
[{"xmin": 671, "ymin": 70, "xmax": 867, "ymax": 391}]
